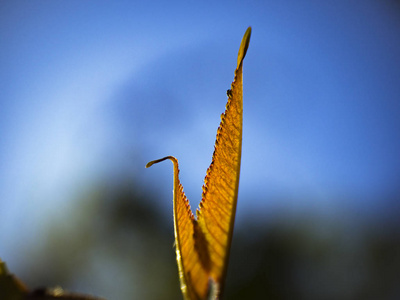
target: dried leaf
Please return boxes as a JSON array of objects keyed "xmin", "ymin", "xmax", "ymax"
[
  {"xmin": 0, "ymin": 259, "xmax": 105, "ymax": 300},
  {"xmin": 146, "ymin": 27, "xmax": 251, "ymax": 300},
  {"xmin": 0, "ymin": 259, "xmax": 28, "ymax": 300}
]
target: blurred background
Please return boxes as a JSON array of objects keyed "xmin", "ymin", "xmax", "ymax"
[{"xmin": 1, "ymin": 1, "xmax": 400, "ymax": 299}]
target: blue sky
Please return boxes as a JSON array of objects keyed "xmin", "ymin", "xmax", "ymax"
[{"xmin": 1, "ymin": 0, "xmax": 400, "ymax": 264}]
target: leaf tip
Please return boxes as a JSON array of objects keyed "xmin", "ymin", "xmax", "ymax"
[
  {"xmin": 146, "ymin": 156, "xmax": 175, "ymax": 168},
  {"xmin": 237, "ymin": 26, "xmax": 252, "ymax": 68}
]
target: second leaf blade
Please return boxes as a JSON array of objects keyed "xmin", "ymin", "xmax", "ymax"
[{"xmin": 197, "ymin": 26, "xmax": 251, "ymax": 296}]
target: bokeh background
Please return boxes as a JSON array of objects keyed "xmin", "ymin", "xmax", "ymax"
[{"xmin": 1, "ymin": 1, "xmax": 400, "ymax": 299}]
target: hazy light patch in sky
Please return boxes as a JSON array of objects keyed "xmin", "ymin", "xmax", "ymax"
[{"xmin": 0, "ymin": 2, "xmax": 222, "ymax": 263}]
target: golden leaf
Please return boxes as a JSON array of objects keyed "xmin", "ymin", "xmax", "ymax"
[{"xmin": 146, "ymin": 26, "xmax": 251, "ymax": 300}]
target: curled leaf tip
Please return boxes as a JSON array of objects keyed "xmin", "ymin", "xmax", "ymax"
[
  {"xmin": 237, "ymin": 26, "xmax": 252, "ymax": 68},
  {"xmin": 146, "ymin": 156, "xmax": 177, "ymax": 168}
]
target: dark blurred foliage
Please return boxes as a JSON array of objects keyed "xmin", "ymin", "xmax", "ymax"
[
  {"xmin": 13, "ymin": 177, "xmax": 400, "ymax": 300},
  {"xmin": 226, "ymin": 216, "xmax": 400, "ymax": 300}
]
